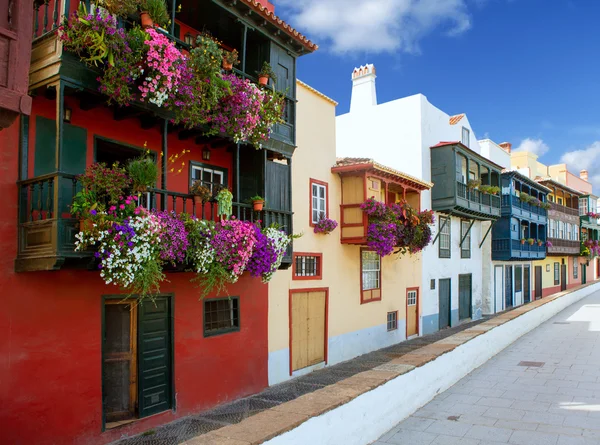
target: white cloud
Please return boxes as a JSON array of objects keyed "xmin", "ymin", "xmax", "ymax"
[
  {"xmin": 513, "ymin": 138, "xmax": 550, "ymax": 157},
  {"xmin": 560, "ymin": 141, "xmax": 600, "ymax": 193},
  {"xmin": 277, "ymin": 0, "xmax": 472, "ymax": 54}
]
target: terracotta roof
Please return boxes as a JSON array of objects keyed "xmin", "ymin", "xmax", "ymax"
[
  {"xmin": 449, "ymin": 114, "xmax": 465, "ymax": 125},
  {"xmin": 242, "ymin": 0, "xmax": 318, "ymax": 52},
  {"xmin": 333, "ymin": 158, "xmax": 433, "ymax": 190},
  {"xmin": 536, "ymin": 178, "xmax": 584, "ymax": 196},
  {"xmin": 296, "ymin": 80, "xmax": 338, "ymax": 105}
]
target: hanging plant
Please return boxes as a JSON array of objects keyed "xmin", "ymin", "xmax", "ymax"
[
  {"xmin": 467, "ymin": 179, "xmax": 481, "ymax": 190},
  {"xmin": 216, "ymin": 189, "xmax": 233, "ymax": 219},
  {"xmin": 360, "ymin": 198, "xmax": 434, "ymax": 257},
  {"xmin": 314, "ymin": 217, "xmax": 338, "ymax": 235}
]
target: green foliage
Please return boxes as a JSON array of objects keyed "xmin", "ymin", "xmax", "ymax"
[
  {"xmin": 223, "ymin": 49, "xmax": 240, "ymax": 66},
  {"xmin": 216, "ymin": 189, "xmax": 233, "ymax": 219},
  {"xmin": 170, "ymin": 34, "xmax": 231, "ymax": 128},
  {"xmin": 527, "ymin": 238, "xmax": 535, "ymax": 245},
  {"xmin": 250, "ymin": 195, "xmax": 264, "ymax": 202},
  {"xmin": 519, "ymin": 192, "xmax": 532, "ymax": 203},
  {"xmin": 258, "ymin": 61, "xmax": 277, "ymax": 82},
  {"xmin": 193, "ymin": 261, "xmax": 233, "ymax": 299},
  {"xmin": 128, "ymin": 155, "xmax": 158, "ymax": 192},
  {"xmin": 102, "ymin": 0, "xmax": 139, "ymax": 18},
  {"xmin": 467, "ymin": 179, "xmax": 481, "ymax": 190},
  {"xmin": 71, "ymin": 189, "xmax": 98, "ymax": 219},
  {"xmin": 478, "ymin": 185, "xmax": 500, "ymax": 195},
  {"xmin": 127, "ymin": 255, "xmax": 166, "ymax": 299},
  {"xmin": 139, "ymin": 0, "xmax": 170, "ymax": 28}
]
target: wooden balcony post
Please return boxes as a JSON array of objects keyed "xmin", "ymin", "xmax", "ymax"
[
  {"xmin": 53, "ymin": 81, "xmax": 64, "ymax": 218},
  {"xmin": 161, "ymin": 120, "xmax": 168, "ymax": 210}
]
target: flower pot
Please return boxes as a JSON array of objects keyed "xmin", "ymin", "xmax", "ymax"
[
  {"xmin": 521, "ymin": 240, "xmax": 525, "ymax": 245},
  {"xmin": 140, "ymin": 12, "xmax": 153, "ymax": 29},
  {"xmin": 538, "ymin": 242, "xmax": 543, "ymax": 246},
  {"xmin": 193, "ymin": 195, "xmax": 203, "ymax": 205},
  {"xmin": 258, "ymin": 75, "xmax": 269, "ymax": 86},
  {"xmin": 252, "ymin": 200, "xmax": 264, "ymax": 211},
  {"xmin": 222, "ymin": 60, "xmax": 233, "ymax": 70},
  {"xmin": 79, "ymin": 219, "xmax": 93, "ymax": 232}
]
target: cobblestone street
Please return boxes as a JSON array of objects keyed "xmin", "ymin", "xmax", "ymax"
[{"xmin": 374, "ymin": 291, "xmax": 600, "ymax": 445}]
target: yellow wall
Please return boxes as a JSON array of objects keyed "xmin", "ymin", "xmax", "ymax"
[{"xmin": 268, "ymin": 81, "xmax": 422, "ymax": 358}]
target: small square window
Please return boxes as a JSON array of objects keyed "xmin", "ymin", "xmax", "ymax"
[
  {"xmin": 204, "ymin": 297, "xmax": 240, "ymax": 337},
  {"xmin": 387, "ymin": 311, "xmax": 398, "ymax": 331},
  {"xmin": 430, "ymin": 279, "xmax": 436, "ymax": 290},
  {"xmin": 407, "ymin": 290, "xmax": 417, "ymax": 306},
  {"xmin": 293, "ymin": 253, "xmax": 322, "ymax": 280}
]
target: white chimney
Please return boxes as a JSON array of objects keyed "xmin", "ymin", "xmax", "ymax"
[
  {"xmin": 350, "ymin": 64, "xmax": 377, "ymax": 113},
  {"xmin": 580, "ymin": 170, "xmax": 589, "ymax": 181}
]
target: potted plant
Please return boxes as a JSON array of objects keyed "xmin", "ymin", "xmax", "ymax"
[
  {"xmin": 467, "ymin": 179, "xmax": 481, "ymax": 190},
  {"xmin": 71, "ymin": 189, "xmax": 99, "ymax": 232},
  {"xmin": 103, "ymin": 0, "xmax": 138, "ymax": 18},
  {"xmin": 257, "ymin": 61, "xmax": 277, "ymax": 86},
  {"xmin": 222, "ymin": 49, "xmax": 239, "ymax": 70},
  {"xmin": 128, "ymin": 154, "xmax": 158, "ymax": 193},
  {"xmin": 520, "ymin": 238, "xmax": 526, "ymax": 245},
  {"xmin": 488, "ymin": 186, "xmax": 500, "ymax": 196},
  {"xmin": 537, "ymin": 239, "xmax": 543, "ymax": 246},
  {"xmin": 519, "ymin": 192, "xmax": 531, "ymax": 203},
  {"xmin": 190, "ymin": 181, "xmax": 212, "ymax": 205},
  {"xmin": 546, "ymin": 240, "xmax": 553, "ymax": 248},
  {"xmin": 216, "ymin": 188, "xmax": 233, "ymax": 220},
  {"xmin": 542, "ymin": 202, "xmax": 551, "ymax": 210},
  {"xmin": 139, "ymin": 0, "xmax": 170, "ymax": 29},
  {"xmin": 251, "ymin": 195, "xmax": 265, "ymax": 211},
  {"xmin": 527, "ymin": 238, "xmax": 535, "ymax": 246}
]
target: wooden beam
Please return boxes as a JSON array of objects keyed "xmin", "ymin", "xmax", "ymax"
[
  {"xmin": 479, "ymin": 221, "xmax": 494, "ymax": 249},
  {"xmin": 460, "ymin": 219, "xmax": 475, "ymax": 247}
]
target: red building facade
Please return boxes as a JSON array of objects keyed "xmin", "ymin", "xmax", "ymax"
[{"xmin": 0, "ymin": 0, "xmax": 315, "ymax": 443}]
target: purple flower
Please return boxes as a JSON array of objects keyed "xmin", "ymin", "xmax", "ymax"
[{"xmin": 89, "ymin": 209, "xmax": 97, "ymax": 216}]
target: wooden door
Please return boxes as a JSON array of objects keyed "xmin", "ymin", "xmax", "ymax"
[
  {"xmin": 561, "ymin": 265, "xmax": 567, "ymax": 291},
  {"xmin": 505, "ymin": 265, "xmax": 513, "ymax": 308},
  {"xmin": 535, "ymin": 266, "xmax": 542, "ymax": 299},
  {"xmin": 138, "ymin": 297, "xmax": 172, "ymax": 418},
  {"xmin": 582, "ymin": 263, "xmax": 587, "ymax": 285},
  {"xmin": 406, "ymin": 289, "xmax": 418, "ymax": 337},
  {"xmin": 103, "ymin": 301, "xmax": 137, "ymax": 423},
  {"xmin": 438, "ymin": 279, "xmax": 451, "ymax": 329},
  {"xmin": 524, "ymin": 266, "xmax": 531, "ymax": 303},
  {"xmin": 291, "ymin": 290, "xmax": 327, "ymax": 372},
  {"xmin": 459, "ymin": 274, "xmax": 472, "ymax": 320}
]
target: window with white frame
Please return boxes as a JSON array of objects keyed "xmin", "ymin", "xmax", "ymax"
[
  {"xmin": 190, "ymin": 163, "xmax": 226, "ymax": 193},
  {"xmin": 579, "ymin": 197, "xmax": 588, "ymax": 216},
  {"xmin": 361, "ymin": 250, "xmax": 381, "ymax": 291},
  {"xmin": 567, "ymin": 223, "xmax": 572, "ymax": 240},
  {"xmin": 407, "ymin": 290, "xmax": 417, "ymax": 306},
  {"xmin": 311, "ymin": 181, "xmax": 327, "ymax": 224},
  {"xmin": 559, "ymin": 221, "xmax": 565, "ymax": 239},
  {"xmin": 462, "ymin": 127, "xmax": 470, "ymax": 147},
  {"xmin": 439, "ymin": 216, "xmax": 451, "ymax": 258},
  {"xmin": 574, "ymin": 261, "xmax": 578, "ymax": 279}
]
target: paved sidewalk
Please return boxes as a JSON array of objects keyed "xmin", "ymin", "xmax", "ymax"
[{"xmin": 374, "ymin": 290, "xmax": 600, "ymax": 445}]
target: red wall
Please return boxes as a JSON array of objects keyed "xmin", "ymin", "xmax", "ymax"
[{"xmin": 0, "ymin": 104, "xmax": 268, "ymax": 444}]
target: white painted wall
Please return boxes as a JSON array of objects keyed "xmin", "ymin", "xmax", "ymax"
[
  {"xmin": 337, "ymin": 71, "xmax": 497, "ymax": 334},
  {"xmin": 263, "ymin": 282, "xmax": 600, "ymax": 445}
]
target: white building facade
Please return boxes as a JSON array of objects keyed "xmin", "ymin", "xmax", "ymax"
[{"xmin": 337, "ymin": 65, "xmax": 508, "ymax": 334}]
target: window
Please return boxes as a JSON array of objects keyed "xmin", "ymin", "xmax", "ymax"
[
  {"xmin": 554, "ymin": 262, "xmax": 560, "ymax": 286},
  {"xmin": 461, "ymin": 220, "xmax": 471, "ymax": 259},
  {"xmin": 387, "ymin": 311, "xmax": 398, "ymax": 331},
  {"xmin": 580, "ymin": 198, "xmax": 588, "ymax": 216},
  {"xmin": 310, "ymin": 179, "xmax": 328, "ymax": 225},
  {"xmin": 558, "ymin": 197, "xmax": 563, "ymax": 205},
  {"xmin": 190, "ymin": 162, "xmax": 226, "ymax": 194},
  {"xmin": 439, "ymin": 216, "xmax": 451, "ymax": 259},
  {"xmin": 204, "ymin": 297, "xmax": 240, "ymax": 336},
  {"xmin": 574, "ymin": 261, "xmax": 578, "ymax": 279},
  {"xmin": 462, "ymin": 127, "xmax": 470, "ymax": 147},
  {"xmin": 566, "ymin": 223, "xmax": 572, "ymax": 240},
  {"xmin": 407, "ymin": 290, "xmax": 417, "ymax": 306},
  {"xmin": 361, "ymin": 250, "xmax": 381, "ymax": 303},
  {"xmin": 293, "ymin": 253, "xmax": 322, "ymax": 280},
  {"xmin": 559, "ymin": 221, "xmax": 565, "ymax": 239}
]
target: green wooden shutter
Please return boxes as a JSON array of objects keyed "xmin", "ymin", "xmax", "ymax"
[
  {"xmin": 138, "ymin": 296, "xmax": 173, "ymax": 418},
  {"xmin": 34, "ymin": 116, "xmax": 56, "ymax": 176}
]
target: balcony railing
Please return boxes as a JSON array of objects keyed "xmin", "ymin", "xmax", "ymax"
[
  {"xmin": 501, "ymin": 195, "xmax": 548, "ymax": 220},
  {"xmin": 492, "ymin": 238, "xmax": 546, "ymax": 260},
  {"xmin": 580, "ymin": 215, "xmax": 600, "ymax": 226},
  {"xmin": 456, "ymin": 181, "xmax": 501, "ymax": 212},
  {"xmin": 16, "ymin": 173, "xmax": 293, "ymax": 270},
  {"xmin": 33, "ymin": 0, "xmax": 61, "ymax": 41},
  {"xmin": 549, "ymin": 201, "xmax": 578, "ymax": 216},
  {"xmin": 546, "ymin": 237, "xmax": 580, "ymax": 256}
]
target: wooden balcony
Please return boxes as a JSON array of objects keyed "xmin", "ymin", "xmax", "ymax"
[
  {"xmin": 546, "ymin": 238, "xmax": 580, "ymax": 256},
  {"xmin": 492, "ymin": 239, "xmax": 546, "ymax": 261},
  {"xmin": 501, "ymin": 195, "xmax": 548, "ymax": 223},
  {"xmin": 430, "ymin": 142, "xmax": 502, "ymax": 221},
  {"xmin": 15, "ymin": 173, "xmax": 292, "ymax": 272}
]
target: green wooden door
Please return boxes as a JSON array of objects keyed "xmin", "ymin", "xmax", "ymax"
[
  {"xmin": 459, "ymin": 274, "xmax": 472, "ymax": 320},
  {"xmin": 138, "ymin": 297, "xmax": 173, "ymax": 418},
  {"xmin": 438, "ymin": 278, "xmax": 451, "ymax": 329}
]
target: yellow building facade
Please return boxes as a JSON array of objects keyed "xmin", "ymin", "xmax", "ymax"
[{"xmin": 267, "ymin": 81, "xmax": 427, "ymax": 385}]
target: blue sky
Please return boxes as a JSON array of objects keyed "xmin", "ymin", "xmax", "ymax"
[{"xmin": 276, "ymin": 0, "xmax": 600, "ymax": 189}]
